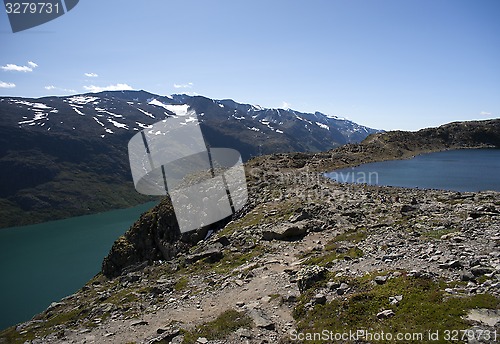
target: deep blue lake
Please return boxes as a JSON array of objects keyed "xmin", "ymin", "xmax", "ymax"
[
  {"xmin": 326, "ymin": 148, "xmax": 500, "ymax": 192},
  {"xmin": 0, "ymin": 202, "xmax": 157, "ymax": 331}
]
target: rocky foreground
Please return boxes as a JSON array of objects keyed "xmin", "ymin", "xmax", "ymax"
[
  {"xmin": 1, "ymin": 119, "xmax": 500, "ymax": 344},
  {"xmin": 2, "ymin": 166, "xmax": 500, "ymax": 343}
]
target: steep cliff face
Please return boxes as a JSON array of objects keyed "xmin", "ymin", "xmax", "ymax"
[{"xmin": 101, "ymin": 199, "xmax": 231, "ymax": 277}]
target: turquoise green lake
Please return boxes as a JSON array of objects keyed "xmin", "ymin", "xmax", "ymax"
[{"xmin": 0, "ymin": 202, "xmax": 157, "ymax": 330}]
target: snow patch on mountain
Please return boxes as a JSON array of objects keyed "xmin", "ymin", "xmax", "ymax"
[
  {"xmin": 72, "ymin": 107, "xmax": 85, "ymax": 116},
  {"xmin": 315, "ymin": 122, "xmax": 330, "ymax": 130},
  {"xmin": 106, "ymin": 118, "xmax": 128, "ymax": 130},
  {"xmin": 136, "ymin": 122, "xmax": 153, "ymax": 129},
  {"xmin": 148, "ymin": 99, "xmax": 190, "ymax": 116},
  {"xmin": 136, "ymin": 108, "xmax": 155, "ymax": 119},
  {"xmin": 68, "ymin": 96, "xmax": 99, "ymax": 105},
  {"xmin": 10, "ymin": 99, "xmax": 52, "ymax": 111},
  {"xmin": 95, "ymin": 107, "xmax": 124, "ymax": 118},
  {"xmin": 93, "ymin": 117, "xmax": 105, "ymax": 127}
]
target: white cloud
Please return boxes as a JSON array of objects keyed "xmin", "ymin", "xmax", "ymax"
[
  {"xmin": 83, "ymin": 83, "xmax": 133, "ymax": 93},
  {"xmin": 0, "ymin": 81, "xmax": 16, "ymax": 88},
  {"xmin": 84, "ymin": 72, "xmax": 98, "ymax": 77},
  {"xmin": 1, "ymin": 61, "xmax": 38, "ymax": 72},
  {"xmin": 45, "ymin": 85, "xmax": 77, "ymax": 93},
  {"xmin": 281, "ymin": 101, "xmax": 291, "ymax": 109},
  {"xmin": 480, "ymin": 111, "xmax": 492, "ymax": 116},
  {"xmin": 174, "ymin": 82, "xmax": 193, "ymax": 89}
]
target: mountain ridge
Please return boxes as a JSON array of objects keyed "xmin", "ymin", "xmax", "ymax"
[{"xmin": 0, "ymin": 91, "xmax": 379, "ymax": 228}]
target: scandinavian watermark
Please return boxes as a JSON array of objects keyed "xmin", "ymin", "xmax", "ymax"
[
  {"xmin": 327, "ymin": 169, "xmax": 379, "ymax": 185},
  {"xmin": 247, "ymin": 167, "xmax": 380, "ymax": 206}
]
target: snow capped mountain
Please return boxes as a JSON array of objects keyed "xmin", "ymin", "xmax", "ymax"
[
  {"xmin": 0, "ymin": 90, "xmax": 380, "ymax": 227},
  {"xmin": 0, "ymin": 90, "xmax": 379, "ymax": 159}
]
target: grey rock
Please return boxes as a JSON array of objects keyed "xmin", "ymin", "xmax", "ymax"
[
  {"xmin": 262, "ymin": 222, "xmax": 308, "ymax": 241},
  {"xmin": 471, "ymin": 266, "xmax": 495, "ymax": 277},
  {"xmin": 46, "ymin": 302, "xmax": 65, "ymax": 312},
  {"xmin": 439, "ymin": 260, "xmax": 463, "ymax": 270},
  {"xmin": 282, "ymin": 294, "xmax": 299, "ymax": 303},
  {"xmin": 171, "ymin": 335, "xmax": 184, "ymax": 344},
  {"xmin": 389, "ymin": 295, "xmax": 403, "ymax": 305},
  {"xmin": 377, "ymin": 309, "xmax": 395, "ymax": 319},
  {"xmin": 400, "ymin": 205, "xmax": 417, "ymax": 213},
  {"xmin": 374, "ymin": 275, "xmax": 388, "ymax": 285},
  {"xmin": 215, "ymin": 236, "xmax": 231, "ymax": 247},
  {"xmin": 120, "ymin": 273, "xmax": 141, "ymax": 283},
  {"xmin": 461, "ymin": 271, "xmax": 476, "ymax": 282},
  {"xmin": 131, "ymin": 320, "xmax": 149, "ymax": 326},
  {"xmin": 289, "ymin": 210, "xmax": 310, "ymax": 223},
  {"xmin": 248, "ymin": 309, "xmax": 275, "ymax": 330},
  {"xmin": 296, "ymin": 265, "xmax": 327, "ymax": 293},
  {"xmin": 313, "ymin": 293, "xmax": 327, "ymax": 305},
  {"xmin": 235, "ymin": 328, "xmax": 253, "ymax": 338},
  {"xmin": 185, "ymin": 247, "xmax": 223, "ymax": 264},
  {"xmin": 337, "ymin": 283, "xmax": 349, "ymax": 295},
  {"xmin": 466, "ymin": 309, "xmax": 500, "ymax": 327},
  {"xmin": 382, "ymin": 254, "xmax": 403, "ymax": 261},
  {"xmin": 326, "ymin": 281, "xmax": 341, "ymax": 290},
  {"xmin": 148, "ymin": 326, "xmax": 181, "ymax": 344}
]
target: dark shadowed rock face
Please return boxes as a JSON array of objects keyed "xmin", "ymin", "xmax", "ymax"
[{"xmin": 102, "ymin": 199, "xmax": 214, "ymax": 277}]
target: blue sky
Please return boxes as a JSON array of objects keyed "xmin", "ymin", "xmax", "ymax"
[{"xmin": 0, "ymin": 0, "xmax": 499, "ymax": 130}]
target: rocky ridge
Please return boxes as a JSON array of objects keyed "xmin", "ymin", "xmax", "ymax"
[{"xmin": 1, "ymin": 119, "xmax": 499, "ymax": 343}]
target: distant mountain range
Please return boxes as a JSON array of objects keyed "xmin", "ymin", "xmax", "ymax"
[{"xmin": 0, "ymin": 90, "xmax": 379, "ymax": 227}]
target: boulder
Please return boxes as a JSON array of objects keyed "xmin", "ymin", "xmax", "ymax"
[
  {"xmin": 296, "ymin": 265, "xmax": 327, "ymax": 293},
  {"xmin": 262, "ymin": 221, "xmax": 308, "ymax": 241}
]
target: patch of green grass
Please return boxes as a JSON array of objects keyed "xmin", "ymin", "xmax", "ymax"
[
  {"xmin": 423, "ymin": 228, "xmax": 457, "ymax": 239},
  {"xmin": 269, "ymin": 294, "xmax": 281, "ymax": 301},
  {"xmin": 105, "ymin": 288, "xmax": 140, "ymax": 305},
  {"xmin": 330, "ymin": 227, "xmax": 367, "ymax": 244},
  {"xmin": 0, "ymin": 306, "xmax": 92, "ymax": 343},
  {"xmin": 182, "ymin": 309, "xmax": 253, "ymax": 343},
  {"xmin": 174, "ymin": 276, "xmax": 189, "ymax": 291},
  {"xmin": 294, "ymin": 273, "xmax": 499, "ymax": 344},
  {"xmin": 0, "ymin": 326, "xmax": 33, "ymax": 343},
  {"xmin": 184, "ymin": 245, "xmax": 265, "ymax": 276},
  {"xmin": 218, "ymin": 201, "xmax": 301, "ymax": 237},
  {"xmin": 304, "ymin": 246, "xmax": 363, "ymax": 267}
]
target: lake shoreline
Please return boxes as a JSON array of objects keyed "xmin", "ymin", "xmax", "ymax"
[{"xmin": 325, "ymin": 148, "xmax": 500, "ymax": 193}]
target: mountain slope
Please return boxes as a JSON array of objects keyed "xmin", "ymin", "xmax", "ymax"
[{"xmin": 0, "ymin": 91, "xmax": 379, "ymax": 227}]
